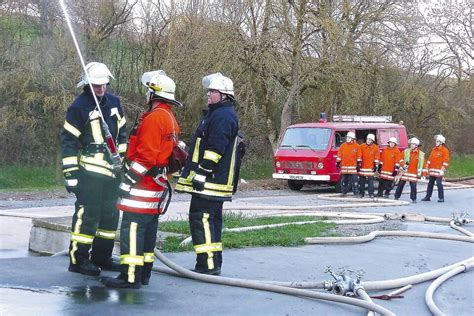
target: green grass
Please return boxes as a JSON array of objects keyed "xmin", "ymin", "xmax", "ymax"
[
  {"xmin": 240, "ymin": 157, "xmax": 274, "ymax": 180},
  {"xmin": 0, "ymin": 165, "xmax": 59, "ymax": 190},
  {"xmin": 446, "ymin": 154, "xmax": 474, "ymax": 178},
  {"xmin": 159, "ymin": 212, "xmax": 334, "ymax": 252}
]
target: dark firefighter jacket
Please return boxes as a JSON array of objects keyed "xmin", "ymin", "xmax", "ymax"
[
  {"xmin": 175, "ymin": 100, "xmax": 239, "ymax": 201},
  {"xmin": 61, "ymin": 90, "xmax": 127, "ymax": 179}
]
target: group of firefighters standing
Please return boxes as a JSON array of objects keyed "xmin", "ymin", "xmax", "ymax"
[
  {"xmin": 60, "ymin": 62, "xmax": 241, "ymax": 289},
  {"xmin": 336, "ymin": 132, "xmax": 450, "ymax": 203}
]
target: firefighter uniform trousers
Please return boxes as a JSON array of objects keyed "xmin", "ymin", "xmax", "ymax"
[
  {"xmin": 70, "ymin": 170, "xmax": 120, "ymax": 266},
  {"xmin": 425, "ymin": 145, "xmax": 450, "ymax": 200},
  {"xmin": 394, "ymin": 148, "xmax": 425, "ymax": 201},
  {"xmin": 189, "ymin": 195, "xmax": 224, "ymax": 271}
]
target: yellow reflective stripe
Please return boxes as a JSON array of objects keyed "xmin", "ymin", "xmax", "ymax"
[
  {"xmin": 62, "ymin": 156, "xmax": 78, "ymax": 166},
  {"xmin": 64, "ymin": 121, "xmax": 81, "ymax": 138},
  {"xmin": 205, "ymin": 182, "xmax": 233, "ymax": 192},
  {"xmin": 71, "ymin": 232, "xmax": 94, "ymax": 244},
  {"xmin": 120, "ymin": 255, "xmax": 144, "ymax": 266},
  {"xmin": 175, "ymin": 184, "xmax": 233, "ymax": 198},
  {"xmin": 90, "ymin": 118, "xmax": 104, "ymax": 143},
  {"xmin": 203, "ymin": 150, "xmax": 222, "ymax": 163},
  {"xmin": 192, "ymin": 138, "xmax": 201, "ymax": 163},
  {"xmin": 95, "ymin": 229, "xmax": 116, "ymax": 239},
  {"xmin": 203, "ymin": 213, "xmax": 214, "ymax": 269},
  {"xmin": 70, "ymin": 206, "xmax": 85, "ymax": 264},
  {"xmin": 63, "ymin": 167, "xmax": 79, "ymax": 173},
  {"xmin": 118, "ymin": 143, "xmax": 127, "ymax": 153},
  {"xmin": 80, "ymin": 155, "xmax": 112, "ymax": 168},
  {"xmin": 194, "ymin": 243, "xmax": 223, "ymax": 254},
  {"xmin": 227, "ymin": 137, "xmax": 238, "ymax": 186},
  {"xmin": 118, "ymin": 117, "xmax": 126, "ymax": 128},
  {"xmin": 144, "ymin": 253, "xmax": 154, "ymax": 263},
  {"xmin": 129, "ymin": 222, "xmax": 138, "ymax": 283},
  {"xmin": 80, "ymin": 163, "xmax": 114, "ymax": 177}
]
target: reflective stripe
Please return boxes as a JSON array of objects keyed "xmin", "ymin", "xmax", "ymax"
[
  {"xmin": 442, "ymin": 162, "xmax": 449, "ymax": 167},
  {"xmin": 118, "ymin": 143, "xmax": 127, "ymax": 153},
  {"xmin": 144, "ymin": 253, "xmax": 154, "ymax": 263},
  {"xmin": 203, "ymin": 150, "xmax": 222, "ymax": 163},
  {"xmin": 90, "ymin": 118, "xmax": 104, "ymax": 143},
  {"xmin": 119, "ymin": 182, "xmax": 131, "ymax": 191},
  {"xmin": 128, "ymin": 222, "xmax": 138, "ymax": 283},
  {"xmin": 192, "ymin": 138, "xmax": 201, "ymax": 163},
  {"xmin": 80, "ymin": 162, "xmax": 114, "ymax": 177},
  {"xmin": 63, "ymin": 166, "xmax": 79, "ymax": 173},
  {"xmin": 336, "ymin": 157, "xmax": 342, "ymax": 162},
  {"xmin": 119, "ymin": 198, "xmax": 161, "ymax": 209},
  {"xmin": 62, "ymin": 156, "xmax": 78, "ymax": 166},
  {"xmin": 129, "ymin": 188, "xmax": 163, "ymax": 198},
  {"xmin": 95, "ymin": 229, "xmax": 116, "ymax": 239},
  {"xmin": 66, "ymin": 179, "xmax": 78, "ymax": 186},
  {"xmin": 203, "ymin": 213, "xmax": 213, "ymax": 269},
  {"xmin": 71, "ymin": 232, "xmax": 94, "ymax": 244},
  {"xmin": 64, "ymin": 121, "xmax": 81, "ymax": 138},
  {"xmin": 227, "ymin": 137, "xmax": 238, "ymax": 186},
  {"xmin": 89, "ymin": 110, "xmax": 101, "ymax": 120},
  {"xmin": 130, "ymin": 161, "xmax": 148, "ymax": 174},
  {"xmin": 194, "ymin": 243, "xmax": 223, "ymax": 254},
  {"xmin": 175, "ymin": 183, "xmax": 233, "ymax": 198},
  {"xmin": 120, "ymin": 255, "xmax": 144, "ymax": 266},
  {"xmin": 80, "ymin": 155, "xmax": 112, "ymax": 168},
  {"xmin": 118, "ymin": 117, "xmax": 127, "ymax": 129},
  {"xmin": 70, "ymin": 206, "xmax": 85, "ymax": 264}
]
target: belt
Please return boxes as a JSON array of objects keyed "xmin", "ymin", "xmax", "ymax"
[
  {"xmin": 146, "ymin": 166, "xmax": 166, "ymax": 177},
  {"xmin": 83, "ymin": 143, "xmax": 107, "ymax": 154}
]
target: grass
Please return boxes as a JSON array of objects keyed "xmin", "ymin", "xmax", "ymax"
[
  {"xmin": 0, "ymin": 165, "xmax": 59, "ymax": 190},
  {"xmin": 446, "ymin": 154, "xmax": 474, "ymax": 178},
  {"xmin": 159, "ymin": 212, "xmax": 334, "ymax": 252},
  {"xmin": 240, "ymin": 157, "xmax": 274, "ymax": 180}
]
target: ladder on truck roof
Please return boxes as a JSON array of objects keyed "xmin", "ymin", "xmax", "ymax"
[{"xmin": 332, "ymin": 115, "xmax": 392, "ymax": 123}]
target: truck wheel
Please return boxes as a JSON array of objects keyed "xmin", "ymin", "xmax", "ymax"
[
  {"xmin": 288, "ymin": 180, "xmax": 304, "ymax": 191},
  {"xmin": 334, "ymin": 179, "xmax": 342, "ymax": 193}
]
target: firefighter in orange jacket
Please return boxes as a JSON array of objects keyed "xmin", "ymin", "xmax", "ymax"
[
  {"xmin": 336, "ymin": 131, "xmax": 359, "ymax": 196},
  {"xmin": 422, "ymin": 134, "xmax": 450, "ymax": 203},
  {"xmin": 357, "ymin": 133, "xmax": 379, "ymax": 198},
  {"xmin": 103, "ymin": 70, "xmax": 182, "ymax": 289},
  {"xmin": 377, "ymin": 137, "xmax": 403, "ymax": 198},
  {"xmin": 394, "ymin": 137, "xmax": 425, "ymax": 203}
]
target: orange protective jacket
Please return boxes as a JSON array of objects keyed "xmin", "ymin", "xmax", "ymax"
[
  {"xmin": 337, "ymin": 142, "xmax": 359, "ymax": 174},
  {"xmin": 118, "ymin": 103, "xmax": 180, "ymax": 215},
  {"xmin": 426, "ymin": 145, "xmax": 450, "ymax": 177},
  {"xmin": 379, "ymin": 146, "xmax": 402, "ymax": 180},
  {"xmin": 357, "ymin": 143, "xmax": 380, "ymax": 177}
]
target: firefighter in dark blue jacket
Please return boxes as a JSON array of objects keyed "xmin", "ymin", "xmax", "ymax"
[
  {"xmin": 176, "ymin": 73, "xmax": 240, "ymax": 275},
  {"xmin": 61, "ymin": 62, "xmax": 127, "ymax": 276}
]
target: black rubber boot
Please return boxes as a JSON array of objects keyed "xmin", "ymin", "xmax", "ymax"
[
  {"xmin": 141, "ymin": 263, "xmax": 153, "ymax": 285},
  {"xmin": 93, "ymin": 257, "xmax": 121, "ymax": 272},
  {"xmin": 102, "ymin": 266, "xmax": 142, "ymax": 289},
  {"xmin": 69, "ymin": 259, "xmax": 101, "ymax": 276},
  {"xmin": 421, "ymin": 196, "xmax": 431, "ymax": 201},
  {"xmin": 191, "ymin": 267, "xmax": 221, "ymax": 276}
]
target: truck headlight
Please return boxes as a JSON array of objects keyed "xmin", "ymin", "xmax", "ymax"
[
  {"xmin": 276, "ymin": 161, "xmax": 281, "ymax": 168},
  {"xmin": 317, "ymin": 162, "xmax": 324, "ymax": 169}
]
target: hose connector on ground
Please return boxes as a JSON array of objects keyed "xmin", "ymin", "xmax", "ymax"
[
  {"xmin": 452, "ymin": 212, "xmax": 471, "ymax": 226},
  {"xmin": 325, "ymin": 266, "xmax": 365, "ymax": 296}
]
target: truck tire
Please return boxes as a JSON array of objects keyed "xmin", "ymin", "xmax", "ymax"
[{"xmin": 288, "ymin": 180, "xmax": 304, "ymax": 191}]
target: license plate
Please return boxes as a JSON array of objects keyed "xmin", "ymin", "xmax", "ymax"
[{"xmin": 288, "ymin": 174, "xmax": 304, "ymax": 180}]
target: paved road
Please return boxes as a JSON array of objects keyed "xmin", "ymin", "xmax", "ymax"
[{"xmin": 0, "ymin": 184, "xmax": 473, "ymax": 315}]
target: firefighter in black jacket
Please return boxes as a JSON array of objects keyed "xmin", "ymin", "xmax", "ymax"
[
  {"xmin": 176, "ymin": 73, "xmax": 240, "ymax": 275},
  {"xmin": 61, "ymin": 62, "xmax": 127, "ymax": 276}
]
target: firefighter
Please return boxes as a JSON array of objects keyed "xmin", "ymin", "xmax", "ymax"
[
  {"xmin": 394, "ymin": 137, "xmax": 425, "ymax": 203},
  {"xmin": 336, "ymin": 131, "xmax": 359, "ymax": 196},
  {"xmin": 102, "ymin": 70, "xmax": 182, "ymax": 288},
  {"xmin": 61, "ymin": 62, "xmax": 127, "ymax": 276},
  {"xmin": 421, "ymin": 134, "xmax": 450, "ymax": 203},
  {"xmin": 357, "ymin": 133, "xmax": 380, "ymax": 198},
  {"xmin": 175, "ymin": 73, "xmax": 240, "ymax": 275},
  {"xmin": 377, "ymin": 137, "xmax": 403, "ymax": 198}
]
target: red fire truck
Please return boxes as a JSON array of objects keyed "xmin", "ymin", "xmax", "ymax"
[{"xmin": 272, "ymin": 114, "xmax": 408, "ymax": 191}]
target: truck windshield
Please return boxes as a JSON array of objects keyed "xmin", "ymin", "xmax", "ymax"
[{"xmin": 280, "ymin": 128, "xmax": 331, "ymax": 150}]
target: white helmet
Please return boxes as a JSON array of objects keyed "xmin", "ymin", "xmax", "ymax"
[
  {"xmin": 367, "ymin": 134, "xmax": 375, "ymax": 142},
  {"xmin": 409, "ymin": 137, "xmax": 420, "ymax": 146},
  {"xmin": 202, "ymin": 73, "xmax": 234, "ymax": 96},
  {"xmin": 141, "ymin": 70, "xmax": 182, "ymax": 107},
  {"xmin": 435, "ymin": 134, "xmax": 445, "ymax": 144},
  {"xmin": 77, "ymin": 62, "xmax": 114, "ymax": 87},
  {"xmin": 346, "ymin": 132, "xmax": 356, "ymax": 140},
  {"xmin": 388, "ymin": 137, "xmax": 398, "ymax": 145}
]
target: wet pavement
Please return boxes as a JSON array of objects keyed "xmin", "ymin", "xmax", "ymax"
[{"xmin": 0, "ymin": 185, "xmax": 473, "ymax": 315}]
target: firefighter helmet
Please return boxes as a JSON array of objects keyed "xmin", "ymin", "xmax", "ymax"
[
  {"xmin": 77, "ymin": 62, "xmax": 114, "ymax": 87},
  {"xmin": 141, "ymin": 70, "xmax": 183, "ymax": 107},
  {"xmin": 409, "ymin": 137, "xmax": 420, "ymax": 146},
  {"xmin": 435, "ymin": 134, "xmax": 446, "ymax": 144},
  {"xmin": 388, "ymin": 137, "xmax": 398, "ymax": 145},
  {"xmin": 367, "ymin": 134, "xmax": 375, "ymax": 142},
  {"xmin": 202, "ymin": 73, "xmax": 234, "ymax": 96},
  {"xmin": 346, "ymin": 132, "xmax": 356, "ymax": 140}
]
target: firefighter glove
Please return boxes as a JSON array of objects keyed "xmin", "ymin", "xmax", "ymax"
[
  {"xmin": 192, "ymin": 173, "xmax": 206, "ymax": 192},
  {"xmin": 118, "ymin": 181, "xmax": 132, "ymax": 198},
  {"xmin": 356, "ymin": 161, "xmax": 361, "ymax": 172},
  {"xmin": 373, "ymin": 163, "xmax": 377, "ymax": 172},
  {"xmin": 377, "ymin": 164, "xmax": 382, "ymax": 173},
  {"xmin": 336, "ymin": 161, "xmax": 341, "ymax": 170},
  {"xmin": 392, "ymin": 170, "xmax": 398, "ymax": 177},
  {"xmin": 64, "ymin": 169, "xmax": 79, "ymax": 194}
]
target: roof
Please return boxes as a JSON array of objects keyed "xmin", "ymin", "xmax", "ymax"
[{"xmin": 288, "ymin": 122, "xmax": 405, "ymax": 129}]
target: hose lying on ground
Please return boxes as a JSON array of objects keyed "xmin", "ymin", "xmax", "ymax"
[
  {"xmin": 153, "ymin": 248, "xmax": 395, "ymax": 316},
  {"xmin": 449, "ymin": 220, "xmax": 474, "ymax": 237},
  {"xmin": 356, "ymin": 288, "xmax": 376, "ymax": 316},
  {"xmin": 424, "ymin": 261, "xmax": 474, "ymax": 316}
]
